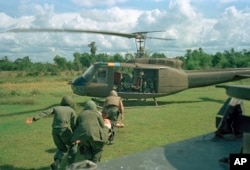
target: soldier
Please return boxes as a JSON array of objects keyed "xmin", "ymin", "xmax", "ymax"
[
  {"xmin": 102, "ymin": 90, "xmax": 124, "ymax": 128},
  {"xmin": 120, "ymin": 73, "xmax": 133, "ymax": 92},
  {"xmin": 71, "ymin": 100, "xmax": 110, "ymax": 163},
  {"xmin": 25, "ymin": 96, "xmax": 77, "ymax": 170}
]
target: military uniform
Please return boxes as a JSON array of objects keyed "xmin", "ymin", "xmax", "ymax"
[
  {"xmin": 71, "ymin": 100, "xmax": 109, "ymax": 163},
  {"xmin": 31, "ymin": 96, "xmax": 77, "ymax": 169},
  {"xmin": 102, "ymin": 90, "xmax": 124, "ymax": 126}
]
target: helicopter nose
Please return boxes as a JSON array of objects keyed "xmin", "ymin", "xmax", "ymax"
[{"xmin": 71, "ymin": 76, "xmax": 88, "ymax": 96}]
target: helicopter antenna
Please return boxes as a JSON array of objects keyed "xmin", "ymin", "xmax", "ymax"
[{"xmin": 8, "ymin": 28, "xmax": 174, "ymax": 58}]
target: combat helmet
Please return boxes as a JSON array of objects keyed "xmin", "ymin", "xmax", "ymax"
[
  {"xmin": 109, "ymin": 90, "xmax": 118, "ymax": 96},
  {"xmin": 84, "ymin": 100, "xmax": 97, "ymax": 111},
  {"xmin": 60, "ymin": 96, "xmax": 75, "ymax": 108}
]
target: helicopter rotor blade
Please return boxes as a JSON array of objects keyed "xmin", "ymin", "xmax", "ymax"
[
  {"xmin": 8, "ymin": 28, "xmax": 137, "ymax": 39},
  {"xmin": 146, "ymin": 36, "xmax": 174, "ymax": 41},
  {"xmin": 133, "ymin": 30, "xmax": 166, "ymax": 34},
  {"xmin": 8, "ymin": 28, "xmax": 174, "ymax": 40}
]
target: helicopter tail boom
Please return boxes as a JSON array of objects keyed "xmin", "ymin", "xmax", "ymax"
[{"xmin": 187, "ymin": 69, "xmax": 250, "ymax": 88}]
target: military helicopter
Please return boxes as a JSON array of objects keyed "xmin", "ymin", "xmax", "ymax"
[{"xmin": 8, "ymin": 28, "xmax": 250, "ymax": 105}]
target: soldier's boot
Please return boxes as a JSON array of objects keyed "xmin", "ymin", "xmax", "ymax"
[
  {"xmin": 67, "ymin": 144, "xmax": 77, "ymax": 166},
  {"xmin": 107, "ymin": 129, "xmax": 115, "ymax": 145},
  {"xmin": 50, "ymin": 159, "xmax": 60, "ymax": 170}
]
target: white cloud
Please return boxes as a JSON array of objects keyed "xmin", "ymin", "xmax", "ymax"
[
  {"xmin": 0, "ymin": 12, "xmax": 34, "ymax": 30},
  {"xmin": 1, "ymin": 0, "xmax": 250, "ymax": 62},
  {"xmin": 0, "ymin": 13, "xmax": 15, "ymax": 28},
  {"xmin": 78, "ymin": 7, "xmax": 143, "ymax": 31},
  {"xmin": 169, "ymin": 0, "xmax": 197, "ymax": 18},
  {"xmin": 213, "ymin": 6, "xmax": 250, "ymax": 46}
]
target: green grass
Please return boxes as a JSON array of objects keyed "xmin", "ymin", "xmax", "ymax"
[{"xmin": 1, "ymin": 72, "xmax": 250, "ymax": 169}]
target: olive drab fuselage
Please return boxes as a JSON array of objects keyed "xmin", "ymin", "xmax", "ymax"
[{"xmin": 71, "ymin": 58, "xmax": 250, "ymax": 100}]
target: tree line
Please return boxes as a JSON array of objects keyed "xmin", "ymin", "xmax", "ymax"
[
  {"xmin": 180, "ymin": 48, "xmax": 250, "ymax": 70},
  {"xmin": 1, "ymin": 48, "xmax": 250, "ymax": 76}
]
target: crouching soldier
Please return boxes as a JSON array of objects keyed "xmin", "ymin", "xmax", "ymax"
[
  {"xmin": 102, "ymin": 90, "xmax": 125, "ymax": 128},
  {"xmin": 72, "ymin": 100, "xmax": 110, "ymax": 163},
  {"xmin": 26, "ymin": 96, "xmax": 78, "ymax": 170}
]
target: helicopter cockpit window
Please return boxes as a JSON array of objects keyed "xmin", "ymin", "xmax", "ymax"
[
  {"xmin": 91, "ymin": 65, "xmax": 107, "ymax": 84},
  {"xmin": 81, "ymin": 64, "xmax": 107, "ymax": 84},
  {"xmin": 81, "ymin": 65, "xmax": 95, "ymax": 82}
]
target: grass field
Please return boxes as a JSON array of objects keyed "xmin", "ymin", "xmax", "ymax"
[{"xmin": 1, "ymin": 72, "xmax": 250, "ymax": 170}]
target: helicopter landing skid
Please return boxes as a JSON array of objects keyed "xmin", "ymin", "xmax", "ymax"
[{"xmin": 154, "ymin": 97, "xmax": 158, "ymax": 106}]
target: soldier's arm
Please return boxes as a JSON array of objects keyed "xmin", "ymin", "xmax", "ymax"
[
  {"xmin": 32, "ymin": 108, "xmax": 54, "ymax": 121},
  {"xmin": 119, "ymin": 100, "xmax": 124, "ymax": 120},
  {"xmin": 26, "ymin": 108, "xmax": 54, "ymax": 124}
]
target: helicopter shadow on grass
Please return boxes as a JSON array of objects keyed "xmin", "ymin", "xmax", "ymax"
[
  {"xmin": 0, "ymin": 164, "xmax": 49, "ymax": 170},
  {"xmin": 198, "ymin": 97, "xmax": 225, "ymax": 104},
  {"xmin": 71, "ymin": 96, "xmax": 226, "ymax": 109},
  {"xmin": 0, "ymin": 104, "xmax": 58, "ymax": 118},
  {"xmin": 1, "ymin": 97, "xmax": 225, "ymax": 118}
]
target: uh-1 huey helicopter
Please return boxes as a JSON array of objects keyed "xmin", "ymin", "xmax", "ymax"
[{"xmin": 9, "ymin": 28, "xmax": 250, "ymax": 105}]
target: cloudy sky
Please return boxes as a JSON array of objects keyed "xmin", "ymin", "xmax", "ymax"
[{"xmin": 1, "ymin": 0, "xmax": 250, "ymax": 63}]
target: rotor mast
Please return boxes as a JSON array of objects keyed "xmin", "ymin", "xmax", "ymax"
[
  {"xmin": 134, "ymin": 35, "xmax": 146, "ymax": 58},
  {"xmin": 133, "ymin": 31, "xmax": 168, "ymax": 58}
]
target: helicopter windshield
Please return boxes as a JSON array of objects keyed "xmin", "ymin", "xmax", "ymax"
[
  {"xmin": 82, "ymin": 64, "xmax": 107, "ymax": 84},
  {"xmin": 81, "ymin": 64, "xmax": 96, "ymax": 82}
]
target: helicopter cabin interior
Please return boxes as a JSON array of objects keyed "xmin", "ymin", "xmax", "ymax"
[
  {"xmin": 115, "ymin": 68, "xmax": 158, "ymax": 93},
  {"xmin": 90, "ymin": 63, "xmax": 158, "ymax": 94}
]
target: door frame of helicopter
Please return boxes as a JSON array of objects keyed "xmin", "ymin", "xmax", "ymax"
[{"xmin": 87, "ymin": 62, "xmax": 160, "ymax": 105}]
